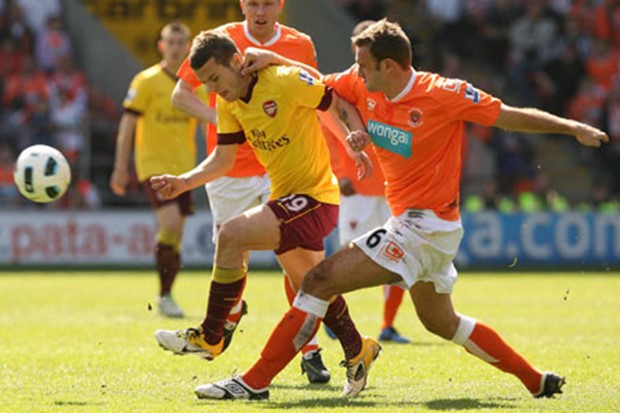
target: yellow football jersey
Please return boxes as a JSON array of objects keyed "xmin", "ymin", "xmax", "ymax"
[
  {"xmin": 217, "ymin": 66, "xmax": 339, "ymax": 205},
  {"xmin": 123, "ymin": 64, "xmax": 207, "ymax": 181}
]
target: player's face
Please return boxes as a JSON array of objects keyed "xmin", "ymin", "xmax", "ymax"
[
  {"xmin": 193, "ymin": 55, "xmax": 245, "ymax": 102},
  {"xmin": 159, "ymin": 32, "xmax": 190, "ymax": 66},
  {"xmin": 241, "ymin": 0, "xmax": 282, "ymax": 41},
  {"xmin": 355, "ymin": 45, "xmax": 384, "ymax": 93}
]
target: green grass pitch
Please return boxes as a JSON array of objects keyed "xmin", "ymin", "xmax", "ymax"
[{"xmin": 1, "ymin": 270, "xmax": 619, "ymax": 412}]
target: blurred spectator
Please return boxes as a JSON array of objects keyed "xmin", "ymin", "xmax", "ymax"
[
  {"xmin": 463, "ymin": 179, "xmax": 516, "ymax": 213},
  {"xmin": 599, "ymin": 80, "xmax": 620, "ymax": 195},
  {"xmin": 489, "ymin": 130, "xmax": 537, "ymax": 196},
  {"xmin": 0, "ymin": 37, "xmax": 23, "ymax": 77},
  {"xmin": 48, "ymin": 55, "xmax": 87, "ymax": 108},
  {"xmin": 581, "ymin": 180, "xmax": 620, "ymax": 212},
  {"xmin": 507, "ymin": 0, "xmax": 559, "ymax": 106},
  {"xmin": 15, "ymin": 0, "xmax": 60, "ymax": 34},
  {"xmin": 518, "ymin": 172, "xmax": 570, "ymax": 212},
  {"xmin": 0, "ymin": 0, "xmax": 34, "ymax": 53},
  {"xmin": 0, "ymin": 140, "xmax": 19, "ymax": 206},
  {"xmin": 585, "ymin": 38, "xmax": 619, "ymax": 92},
  {"xmin": 478, "ymin": 0, "xmax": 521, "ymax": 72},
  {"xmin": 2, "ymin": 54, "xmax": 51, "ymax": 148},
  {"xmin": 35, "ymin": 14, "xmax": 71, "ymax": 73},
  {"xmin": 533, "ymin": 40, "xmax": 586, "ymax": 116},
  {"xmin": 49, "ymin": 86, "xmax": 86, "ymax": 163}
]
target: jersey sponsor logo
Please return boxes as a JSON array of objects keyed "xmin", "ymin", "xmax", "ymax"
[
  {"xmin": 382, "ymin": 241, "xmax": 404, "ymax": 262},
  {"xmin": 248, "ymin": 128, "xmax": 291, "ymax": 151},
  {"xmin": 299, "ymin": 70, "xmax": 314, "ymax": 85},
  {"xmin": 263, "ymin": 100, "xmax": 278, "ymax": 118},
  {"xmin": 408, "ymin": 108, "xmax": 424, "ymax": 127},
  {"xmin": 367, "ymin": 120, "xmax": 412, "ymax": 159}
]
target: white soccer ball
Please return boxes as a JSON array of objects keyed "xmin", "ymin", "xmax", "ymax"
[{"xmin": 13, "ymin": 144, "xmax": 71, "ymax": 203}]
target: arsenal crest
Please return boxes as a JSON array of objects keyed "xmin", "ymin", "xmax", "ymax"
[
  {"xmin": 408, "ymin": 108, "xmax": 423, "ymax": 127},
  {"xmin": 263, "ymin": 100, "xmax": 278, "ymax": 118}
]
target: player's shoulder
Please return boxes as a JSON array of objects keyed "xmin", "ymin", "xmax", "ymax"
[
  {"xmin": 416, "ymin": 71, "xmax": 464, "ymax": 93},
  {"xmin": 219, "ymin": 21, "xmax": 244, "ymax": 36},
  {"xmin": 135, "ymin": 64, "xmax": 163, "ymax": 81},
  {"xmin": 279, "ymin": 24, "xmax": 313, "ymax": 43}
]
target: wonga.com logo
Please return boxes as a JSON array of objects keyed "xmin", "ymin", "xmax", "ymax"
[{"xmin": 367, "ymin": 120, "xmax": 412, "ymax": 158}]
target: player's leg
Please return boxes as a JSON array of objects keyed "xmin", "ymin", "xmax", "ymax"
[
  {"xmin": 154, "ymin": 203, "xmax": 184, "ymax": 317},
  {"xmin": 155, "ymin": 203, "xmax": 281, "ymax": 359},
  {"xmin": 378, "ymin": 285, "xmax": 410, "ymax": 343},
  {"xmin": 143, "ymin": 180, "xmax": 192, "ymax": 318},
  {"xmin": 411, "ymin": 272, "xmax": 564, "ymax": 398},
  {"xmin": 283, "ymin": 275, "xmax": 330, "ymax": 383},
  {"xmin": 205, "ymin": 175, "xmax": 271, "ymax": 346},
  {"xmin": 236, "ymin": 244, "xmax": 397, "ymax": 396}
]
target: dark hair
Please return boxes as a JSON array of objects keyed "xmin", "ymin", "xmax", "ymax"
[
  {"xmin": 351, "ymin": 19, "xmax": 412, "ymax": 70},
  {"xmin": 189, "ymin": 30, "xmax": 239, "ymax": 70}
]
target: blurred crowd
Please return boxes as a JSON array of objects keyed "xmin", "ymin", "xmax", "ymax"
[
  {"xmin": 340, "ymin": 0, "xmax": 620, "ymax": 212},
  {"xmin": 0, "ymin": 0, "xmax": 118, "ymax": 208},
  {"xmin": 1, "ymin": 0, "xmax": 618, "ymax": 213}
]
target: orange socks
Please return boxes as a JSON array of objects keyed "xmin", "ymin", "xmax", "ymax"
[
  {"xmin": 243, "ymin": 294, "xmax": 328, "ymax": 389},
  {"xmin": 382, "ymin": 285, "xmax": 405, "ymax": 329},
  {"xmin": 453, "ymin": 315, "xmax": 543, "ymax": 394},
  {"xmin": 283, "ymin": 276, "xmax": 319, "ymax": 354}
]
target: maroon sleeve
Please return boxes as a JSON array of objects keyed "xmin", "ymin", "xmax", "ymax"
[
  {"xmin": 316, "ymin": 86, "xmax": 333, "ymax": 112},
  {"xmin": 217, "ymin": 131, "xmax": 246, "ymax": 145}
]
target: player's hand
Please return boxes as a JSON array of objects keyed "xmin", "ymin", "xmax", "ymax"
[
  {"xmin": 346, "ymin": 130, "xmax": 370, "ymax": 152},
  {"xmin": 573, "ymin": 122, "xmax": 609, "ymax": 147},
  {"xmin": 241, "ymin": 48, "xmax": 279, "ymax": 75},
  {"xmin": 109, "ymin": 168, "xmax": 128, "ymax": 196},
  {"xmin": 351, "ymin": 150, "xmax": 373, "ymax": 180},
  {"xmin": 339, "ymin": 177, "xmax": 356, "ymax": 196},
  {"xmin": 149, "ymin": 174, "xmax": 187, "ymax": 200}
]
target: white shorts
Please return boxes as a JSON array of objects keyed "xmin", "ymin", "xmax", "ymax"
[
  {"xmin": 353, "ymin": 209, "xmax": 463, "ymax": 293},
  {"xmin": 205, "ymin": 175, "xmax": 271, "ymax": 242},
  {"xmin": 339, "ymin": 194, "xmax": 391, "ymax": 246}
]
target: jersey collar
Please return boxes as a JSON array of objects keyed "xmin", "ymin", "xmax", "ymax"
[
  {"xmin": 243, "ymin": 21, "xmax": 282, "ymax": 47},
  {"xmin": 389, "ymin": 68, "xmax": 416, "ymax": 103}
]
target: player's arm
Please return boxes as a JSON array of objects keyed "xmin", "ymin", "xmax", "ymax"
[
  {"xmin": 171, "ymin": 78, "xmax": 217, "ymax": 124},
  {"xmin": 109, "ymin": 111, "xmax": 138, "ymax": 196},
  {"xmin": 493, "ymin": 103, "xmax": 608, "ymax": 147},
  {"xmin": 319, "ymin": 92, "xmax": 372, "ymax": 179},
  {"xmin": 150, "ymin": 143, "xmax": 237, "ymax": 199},
  {"xmin": 241, "ymin": 47, "xmax": 322, "ymax": 79}
]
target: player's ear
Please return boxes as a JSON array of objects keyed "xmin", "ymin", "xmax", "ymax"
[
  {"xmin": 156, "ymin": 39, "xmax": 164, "ymax": 55},
  {"xmin": 231, "ymin": 53, "xmax": 243, "ymax": 70},
  {"xmin": 239, "ymin": 0, "xmax": 246, "ymax": 14},
  {"xmin": 278, "ymin": 0, "xmax": 285, "ymax": 12}
]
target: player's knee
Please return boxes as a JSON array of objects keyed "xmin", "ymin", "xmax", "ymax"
[
  {"xmin": 418, "ymin": 313, "xmax": 457, "ymax": 340},
  {"xmin": 301, "ymin": 260, "xmax": 336, "ymax": 298},
  {"xmin": 216, "ymin": 221, "xmax": 240, "ymax": 249}
]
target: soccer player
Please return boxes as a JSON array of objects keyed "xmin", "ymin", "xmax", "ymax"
[
  {"xmin": 169, "ymin": 0, "xmax": 331, "ymax": 383},
  {"xmin": 327, "ymin": 19, "xmax": 410, "ymax": 344},
  {"xmin": 150, "ymin": 30, "xmax": 378, "ymax": 400},
  {"xmin": 195, "ymin": 19, "xmax": 609, "ymax": 400},
  {"xmin": 110, "ymin": 22, "xmax": 206, "ymax": 318}
]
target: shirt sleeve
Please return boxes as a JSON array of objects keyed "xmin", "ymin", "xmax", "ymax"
[
  {"xmin": 123, "ymin": 72, "xmax": 149, "ymax": 114},
  {"xmin": 279, "ymin": 66, "xmax": 332, "ymax": 111},
  {"xmin": 176, "ymin": 57, "xmax": 203, "ymax": 91},
  {"xmin": 323, "ymin": 65, "xmax": 363, "ymax": 107},
  {"xmin": 436, "ymin": 77, "xmax": 502, "ymax": 126},
  {"xmin": 216, "ymin": 96, "xmax": 246, "ymax": 145}
]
